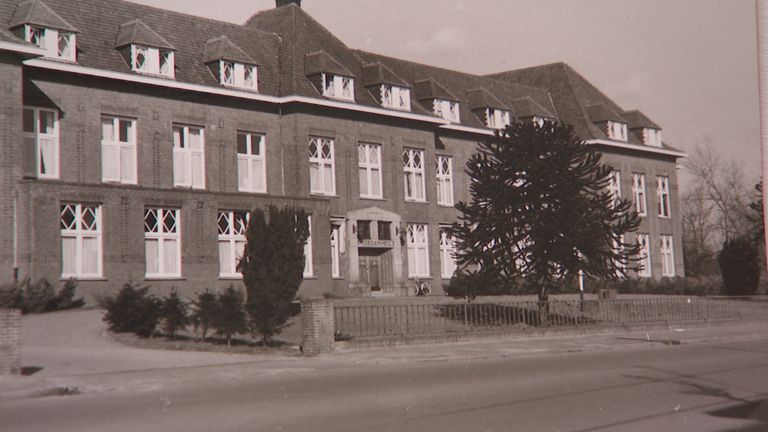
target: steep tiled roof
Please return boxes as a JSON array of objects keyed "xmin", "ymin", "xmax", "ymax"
[
  {"xmin": 304, "ymin": 50, "xmax": 352, "ymax": 77},
  {"xmin": 362, "ymin": 62, "xmax": 408, "ymax": 87},
  {"xmin": 466, "ymin": 88, "xmax": 507, "ymax": 111},
  {"xmin": 512, "ymin": 97, "xmax": 555, "ymax": 119},
  {"xmin": 622, "ymin": 110, "xmax": 661, "ymax": 130},
  {"xmin": 586, "ymin": 103, "xmax": 625, "ymax": 123},
  {"xmin": 0, "ymin": 0, "xmax": 282, "ymax": 95},
  {"xmin": 9, "ymin": 0, "xmax": 77, "ymax": 32},
  {"xmin": 202, "ymin": 36, "xmax": 255, "ymax": 65},
  {"xmin": 414, "ymin": 78, "xmax": 458, "ymax": 102},
  {"xmin": 115, "ymin": 19, "xmax": 174, "ymax": 50}
]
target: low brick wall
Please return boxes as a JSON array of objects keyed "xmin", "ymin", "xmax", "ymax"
[
  {"xmin": 0, "ymin": 308, "xmax": 21, "ymax": 375},
  {"xmin": 301, "ymin": 299, "xmax": 334, "ymax": 356}
]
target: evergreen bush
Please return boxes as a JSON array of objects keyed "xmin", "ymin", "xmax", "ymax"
[
  {"xmin": 719, "ymin": 237, "xmax": 761, "ymax": 296},
  {"xmin": 212, "ymin": 286, "xmax": 247, "ymax": 346},
  {"xmin": 161, "ymin": 289, "xmax": 190, "ymax": 339},
  {"xmin": 0, "ymin": 278, "xmax": 84, "ymax": 313},
  {"xmin": 190, "ymin": 289, "xmax": 218, "ymax": 341},
  {"xmin": 103, "ymin": 282, "xmax": 162, "ymax": 337}
]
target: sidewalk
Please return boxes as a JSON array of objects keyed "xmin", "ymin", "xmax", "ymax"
[{"xmin": 2, "ymin": 308, "xmax": 767, "ymax": 402}]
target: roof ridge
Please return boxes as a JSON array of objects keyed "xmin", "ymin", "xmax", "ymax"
[{"xmin": 557, "ymin": 62, "xmax": 602, "ymax": 137}]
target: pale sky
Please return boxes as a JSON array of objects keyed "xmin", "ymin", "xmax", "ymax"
[{"xmin": 130, "ymin": 0, "xmax": 762, "ymax": 186}]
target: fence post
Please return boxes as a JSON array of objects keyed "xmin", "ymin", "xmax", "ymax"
[
  {"xmin": 0, "ymin": 308, "xmax": 21, "ymax": 375},
  {"xmin": 301, "ymin": 299, "xmax": 335, "ymax": 356}
]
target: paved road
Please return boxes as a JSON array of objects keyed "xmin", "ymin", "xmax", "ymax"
[{"xmin": 2, "ymin": 336, "xmax": 767, "ymax": 432}]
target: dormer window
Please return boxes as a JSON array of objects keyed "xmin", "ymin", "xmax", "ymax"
[
  {"xmin": 532, "ymin": 116, "xmax": 547, "ymax": 128},
  {"xmin": 131, "ymin": 44, "xmax": 174, "ymax": 77},
  {"xmin": 381, "ymin": 84, "xmax": 411, "ymax": 111},
  {"xmin": 219, "ymin": 61, "xmax": 258, "ymax": 91},
  {"xmin": 24, "ymin": 25, "xmax": 75, "ymax": 61},
  {"xmin": 434, "ymin": 99, "xmax": 460, "ymax": 123},
  {"xmin": 643, "ymin": 128, "xmax": 662, "ymax": 147},
  {"xmin": 607, "ymin": 121, "xmax": 628, "ymax": 142},
  {"xmin": 322, "ymin": 73, "xmax": 354, "ymax": 101},
  {"xmin": 486, "ymin": 108, "xmax": 511, "ymax": 129}
]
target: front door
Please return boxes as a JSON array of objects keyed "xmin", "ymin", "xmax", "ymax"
[{"xmin": 359, "ymin": 249, "xmax": 382, "ymax": 292}]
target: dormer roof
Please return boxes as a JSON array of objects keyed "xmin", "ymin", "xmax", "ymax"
[
  {"xmin": 512, "ymin": 96, "xmax": 554, "ymax": 119},
  {"xmin": 622, "ymin": 110, "xmax": 661, "ymax": 130},
  {"xmin": 467, "ymin": 88, "xmax": 507, "ymax": 111},
  {"xmin": 414, "ymin": 78, "xmax": 458, "ymax": 102},
  {"xmin": 115, "ymin": 19, "xmax": 174, "ymax": 50},
  {"xmin": 362, "ymin": 62, "xmax": 408, "ymax": 87},
  {"xmin": 586, "ymin": 103, "xmax": 625, "ymax": 123},
  {"xmin": 203, "ymin": 36, "xmax": 255, "ymax": 65},
  {"xmin": 304, "ymin": 50, "xmax": 352, "ymax": 77},
  {"xmin": 9, "ymin": 0, "xmax": 77, "ymax": 32}
]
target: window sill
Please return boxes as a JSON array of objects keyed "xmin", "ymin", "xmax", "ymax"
[
  {"xmin": 404, "ymin": 199, "xmax": 428, "ymax": 204},
  {"xmin": 219, "ymin": 276, "xmax": 243, "ymax": 280},
  {"xmin": 60, "ymin": 276, "xmax": 107, "ymax": 281},
  {"xmin": 360, "ymin": 196, "xmax": 386, "ymax": 201},
  {"xmin": 302, "ymin": 276, "xmax": 317, "ymax": 280},
  {"xmin": 238, "ymin": 189, "xmax": 268, "ymax": 195},
  {"xmin": 310, "ymin": 193, "xmax": 339, "ymax": 198},
  {"xmin": 437, "ymin": 203, "xmax": 455, "ymax": 208},
  {"xmin": 658, "ymin": 215, "xmax": 672, "ymax": 220},
  {"xmin": 145, "ymin": 276, "xmax": 185, "ymax": 281}
]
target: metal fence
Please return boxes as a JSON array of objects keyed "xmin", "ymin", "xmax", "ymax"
[{"xmin": 333, "ymin": 297, "xmax": 768, "ymax": 341}]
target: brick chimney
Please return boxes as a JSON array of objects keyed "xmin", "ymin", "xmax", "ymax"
[{"xmin": 276, "ymin": 0, "xmax": 301, "ymax": 7}]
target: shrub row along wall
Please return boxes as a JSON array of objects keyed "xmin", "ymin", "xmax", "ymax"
[{"xmin": 0, "ymin": 308, "xmax": 21, "ymax": 374}]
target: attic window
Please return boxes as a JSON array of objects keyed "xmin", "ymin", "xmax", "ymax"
[
  {"xmin": 533, "ymin": 116, "xmax": 549, "ymax": 128},
  {"xmin": 434, "ymin": 99, "xmax": 460, "ymax": 123},
  {"xmin": 381, "ymin": 84, "xmax": 411, "ymax": 111},
  {"xmin": 131, "ymin": 44, "xmax": 174, "ymax": 78},
  {"xmin": 322, "ymin": 73, "xmax": 354, "ymax": 101},
  {"xmin": 24, "ymin": 25, "xmax": 75, "ymax": 61},
  {"xmin": 607, "ymin": 121, "xmax": 628, "ymax": 142},
  {"xmin": 486, "ymin": 108, "xmax": 510, "ymax": 129},
  {"xmin": 219, "ymin": 61, "xmax": 258, "ymax": 91},
  {"xmin": 643, "ymin": 128, "xmax": 662, "ymax": 147}
]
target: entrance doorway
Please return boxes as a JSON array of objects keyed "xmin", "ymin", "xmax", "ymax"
[{"xmin": 359, "ymin": 249, "xmax": 382, "ymax": 292}]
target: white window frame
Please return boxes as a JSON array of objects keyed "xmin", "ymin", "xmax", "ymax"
[
  {"xmin": 380, "ymin": 84, "xmax": 411, "ymax": 111},
  {"xmin": 607, "ymin": 170, "xmax": 621, "ymax": 208},
  {"xmin": 130, "ymin": 44, "xmax": 174, "ymax": 78},
  {"xmin": 219, "ymin": 60, "xmax": 258, "ymax": 91},
  {"xmin": 436, "ymin": 156, "xmax": 454, "ymax": 207},
  {"xmin": 533, "ymin": 116, "xmax": 547, "ymax": 128},
  {"xmin": 24, "ymin": 25, "xmax": 76, "ymax": 61},
  {"xmin": 322, "ymin": 73, "xmax": 354, "ymax": 101},
  {"xmin": 660, "ymin": 235, "xmax": 675, "ymax": 277},
  {"xmin": 632, "ymin": 173, "xmax": 647, "ymax": 216},
  {"xmin": 101, "ymin": 116, "xmax": 137, "ymax": 184},
  {"xmin": 60, "ymin": 203, "xmax": 102, "ymax": 278},
  {"xmin": 218, "ymin": 211, "xmax": 249, "ymax": 278},
  {"xmin": 644, "ymin": 128, "xmax": 662, "ymax": 147},
  {"xmin": 403, "ymin": 148, "xmax": 426, "ymax": 202},
  {"xmin": 144, "ymin": 208, "xmax": 181, "ymax": 279},
  {"xmin": 613, "ymin": 234, "xmax": 626, "ymax": 277},
  {"xmin": 330, "ymin": 221, "xmax": 343, "ymax": 279},
  {"xmin": 358, "ymin": 143, "xmax": 383, "ymax": 199},
  {"xmin": 657, "ymin": 176, "xmax": 671, "ymax": 218},
  {"xmin": 303, "ymin": 216, "xmax": 313, "ymax": 278},
  {"xmin": 237, "ymin": 132, "xmax": 267, "ymax": 193},
  {"xmin": 607, "ymin": 121, "xmax": 628, "ymax": 142},
  {"xmin": 309, "ymin": 136, "xmax": 336, "ymax": 196},
  {"xmin": 486, "ymin": 108, "xmax": 511, "ymax": 129},
  {"xmin": 173, "ymin": 125, "xmax": 206, "ymax": 189},
  {"xmin": 407, "ymin": 224, "xmax": 430, "ymax": 278},
  {"xmin": 439, "ymin": 227, "xmax": 457, "ymax": 279},
  {"xmin": 636, "ymin": 233, "xmax": 651, "ymax": 278},
  {"xmin": 434, "ymin": 99, "xmax": 460, "ymax": 123},
  {"xmin": 23, "ymin": 106, "xmax": 60, "ymax": 179}
]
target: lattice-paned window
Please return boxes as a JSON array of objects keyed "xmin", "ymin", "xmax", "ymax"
[
  {"xmin": 657, "ymin": 176, "xmax": 671, "ymax": 218},
  {"xmin": 436, "ymin": 156, "xmax": 454, "ymax": 206},
  {"xmin": 144, "ymin": 208, "xmax": 181, "ymax": 278},
  {"xmin": 607, "ymin": 170, "xmax": 621, "ymax": 208},
  {"xmin": 322, "ymin": 74, "xmax": 354, "ymax": 101},
  {"xmin": 237, "ymin": 132, "xmax": 266, "ymax": 193},
  {"xmin": 644, "ymin": 128, "xmax": 662, "ymax": 147},
  {"xmin": 309, "ymin": 136, "xmax": 335, "ymax": 195},
  {"xmin": 407, "ymin": 224, "xmax": 430, "ymax": 277},
  {"xmin": 434, "ymin": 99, "xmax": 460, "ymax": 123},
  {"xmin": 60, "ymin": 204, "xmax": 102, "ymax": 278},
  {"xmin": 218, "ymin": 211, "xmax": 249, "ymax": 278},
  {"xmin": 660, "ymin": 235, "xmax": 675, "ymax": 277},
  {"xmin": 23, "ymin": 107, "xmax": 59, "ymax": 179},
  {"xmin": 631, "ymin": 173, "xmax": 647, "ymax": 216},
  {"xmin": 330, "ymin": 222, "xmax": 342, "ymax": 278},
  {"xmin": 403, "ymin": 148, "xmax": 426, "ymax": 202},
  {"xmin": 358, "ymin": 143, "xmax": 382, "ymax": 198},
  {"xmin": 304, "ymin": 216, "xmax": 313, "ymax": 277},
  {"xmin": 130, "ymin": 44, "xmax": 174, "ymax": 78},
  {"xmin": 486, "ymin": 108, "xmax": 511, "ymax": 129},
  {"xmin": 607, "ymin": 121, "xmax": 628, "ymax": 141},
  {"xmin": 613, "ymin": 234, "xmax": 626, "ymax": 277},
  {"xmin": 439, "ymin": 228, "xmax": 457, "ymax": 279},
  {"xmin": 380, "ymin": 85, "xmax": 411, "ymax": 111},
  {"xmin": 219, "ymin": 61, "xmax": 258, "ymax": 91},
  {"xmin": 636, "ymin": 233, "xmax": 651, "ymax": 278},
  {"xmin": 101, "ymin": 116, "xmax": 137, "ymax": 184},
  {"xmin": 24, "ymin": 25, "xmax": 76, "ymax": 61},
  {"xmin": 173, "ymin": 125, "xmax": 206, "ymax": 189}
]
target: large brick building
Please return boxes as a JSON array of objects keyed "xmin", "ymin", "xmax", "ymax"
[{"xmin": 0, "ymin": 0, "xmax": 685, "ymax": 300}]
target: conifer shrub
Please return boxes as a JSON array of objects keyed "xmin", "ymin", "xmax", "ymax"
[
  {"xmin": 212, "ymin": 286, "xmax": 247, "ymax": 346},
  {"xmin": 161, "ymin": 289, "xmax": 190, "ymax": 340},
  {"xmin": 0, "ymin": 278, "xmax": 84, "ymax": 313},
  {"xmin": 103, "ymin": 282, "xmax": 162, "ymax": 337},
  {"xmin": 190, "ymin": 289, "xmax": 218, "ymax": 341},
  {"xmin": 719, "ymin": 237, "xmax": 761, "ymax": 296}
]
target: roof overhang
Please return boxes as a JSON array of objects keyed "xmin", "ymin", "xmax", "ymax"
[
  {"xmin": 587, "ymin": 139, "xmax": 687, "ymax": 158},
  {"xmin": 0, "ymin": 40, "xmax": 46, "ymax": 57}
]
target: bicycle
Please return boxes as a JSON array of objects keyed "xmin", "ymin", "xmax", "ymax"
[{"xmin": 411, "ymin": 277, "xmax": 431, "ymax": 296}]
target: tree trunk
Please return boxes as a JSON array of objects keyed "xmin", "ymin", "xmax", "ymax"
[{"xmin": 538, "ymin": 284, "xmax": 550, "ymax": 327}]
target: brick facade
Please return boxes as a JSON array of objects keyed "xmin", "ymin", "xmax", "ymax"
[
  {"xmin": 0, "ymin": 308, "xmax": 21, "ymax": 375},
  {"xmin": 300, "ymin": 299, "xmax": 334, "ymax": 355}
]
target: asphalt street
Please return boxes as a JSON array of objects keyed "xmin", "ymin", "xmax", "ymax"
[{"xmin": 2, "ymin": 336, "xmax": 767, "ymax": 432}]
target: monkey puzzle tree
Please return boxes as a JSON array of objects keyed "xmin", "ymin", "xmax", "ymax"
[{"xmin": 449, "ymin": 120, "xmax": 641, "ymax": 308}]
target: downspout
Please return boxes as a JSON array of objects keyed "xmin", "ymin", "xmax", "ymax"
[
  {"xmin": 13, "ymin": 191, "xmax": 18, "ymax": 282},
  {"xmin": 758, "ymin": 0, "xmax": 768, "ymax": 271}
]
